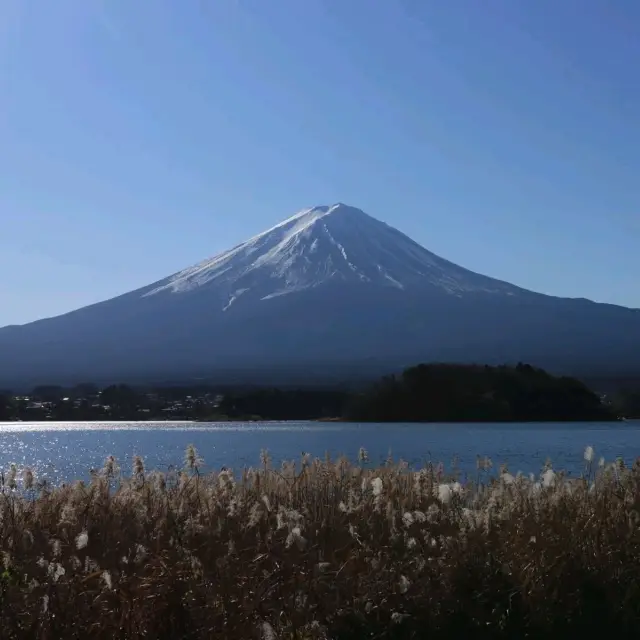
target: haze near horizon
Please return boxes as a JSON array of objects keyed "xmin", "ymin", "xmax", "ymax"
[{"xmin": 1, "ymin": 0, "xmax": 638, "ymax": 325}]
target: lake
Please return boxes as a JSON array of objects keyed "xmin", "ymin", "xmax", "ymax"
[{"xmin": 0, "ymin": 420, "xmax": 638, "ymax": 484}]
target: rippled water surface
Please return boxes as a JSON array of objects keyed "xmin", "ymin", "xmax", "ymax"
[{"xmin": 0, "ymin": 420, "xmax": 639, "ymax": 484}]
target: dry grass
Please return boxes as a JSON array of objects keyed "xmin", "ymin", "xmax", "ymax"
[{"xmin": 1, "ymin": 446, "xmax": 640, "ymax": 638}]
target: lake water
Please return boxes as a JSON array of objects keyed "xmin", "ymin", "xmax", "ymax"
[{"xmin": 0, "ymin": 420, "xmax": 639, "ymax": 485}]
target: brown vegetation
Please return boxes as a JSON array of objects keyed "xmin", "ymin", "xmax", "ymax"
[{"xmin": 1, "ymin": 447, "xmax": 640, "ymax": 638}]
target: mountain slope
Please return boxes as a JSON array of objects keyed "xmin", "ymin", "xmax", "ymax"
[{"xmin": 1, "ymin": 204, "xmax": 639, "ymax": 386}]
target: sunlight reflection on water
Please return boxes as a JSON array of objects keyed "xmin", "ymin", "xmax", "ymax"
[{"xmin": 0, "ymin": 420, "xmax": 638, "ymax": 485}]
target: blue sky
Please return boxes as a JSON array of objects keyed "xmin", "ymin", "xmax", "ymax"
[{"xmin": 1, "ymin": 0, "xmax": 638, "ymax": 325}]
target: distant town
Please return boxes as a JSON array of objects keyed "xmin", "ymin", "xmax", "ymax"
[
  {"xmin": 0, "ymin": 382, "xmax": 351, "ymax": 422},
  {"xmin": 0, "ymin": 384, "xmax": 230, "ymax": 422}
]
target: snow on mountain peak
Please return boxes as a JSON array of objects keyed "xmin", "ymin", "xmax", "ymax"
[
  {"xmin": 253, "ymin": 203, "xmax": 369, "ymax": 238},
  {"xmin": 143, "ymin": 204, "xmax": 522, "ymax": 307}
]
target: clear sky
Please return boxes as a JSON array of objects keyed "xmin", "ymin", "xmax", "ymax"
[{"xmin": 1, "ymin": 0, "xmax": 638, "ymax": 326}]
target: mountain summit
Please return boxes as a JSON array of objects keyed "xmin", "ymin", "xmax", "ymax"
[
  {"xmin": 1, "ymin": 204, "xmax": 639, "ymax": 385},
  {"xmin": 143, "ymin": 203, "xmax": 521, "ymax": 307}
]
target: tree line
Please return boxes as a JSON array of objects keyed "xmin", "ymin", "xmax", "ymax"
[
  {"xmin": 345, "ymin": 362, "xmax": 620, "ymax": 422},
  {"xmin": 0, "ymin": 362, "xmax": 633, "ymax": 422}
]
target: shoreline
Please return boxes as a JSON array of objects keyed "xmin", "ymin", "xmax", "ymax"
[{"xmin": 0, "ymin": 417, "xmax": 635, "ymax": 425}]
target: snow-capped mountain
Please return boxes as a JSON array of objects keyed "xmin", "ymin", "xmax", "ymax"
[
  {"xmin": 143, "ymin": 204, "xmax": 522, "ymax": 305},
  {"xmin": 0, "ymin": 203, "xmax": 639, "ymax": 386}
]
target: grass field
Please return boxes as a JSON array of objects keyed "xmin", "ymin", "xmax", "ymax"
[{"xmin": 1, "ymin": 446, "xmax": 639, "ymax": 638}]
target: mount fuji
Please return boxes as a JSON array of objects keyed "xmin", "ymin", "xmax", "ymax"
[{"xmin": 1, "ymin": 203, "xmax": 639, "ymax": 386}]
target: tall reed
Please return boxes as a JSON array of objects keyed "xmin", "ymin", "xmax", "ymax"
[{"xmin": 0, "ymin": 446, "xmax": 639, "ymax": 638}]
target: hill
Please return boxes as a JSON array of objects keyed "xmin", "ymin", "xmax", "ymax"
[{"xmin": 345, "ymin": 363, "xmax": 618, "ymax": 422}]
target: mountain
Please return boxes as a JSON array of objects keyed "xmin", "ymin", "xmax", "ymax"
[{"xmin": 1, "ymin": 203, "xmax": 639, "ymax": 386}]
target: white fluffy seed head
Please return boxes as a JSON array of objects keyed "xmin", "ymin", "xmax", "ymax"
[
  {"xmin": 102, "ymin": 570, "xmax": 112, "ymax": 590},
  {"xmin": 501, "ymin": 473, "xmax": 515, "ymax": 485},
  {"xmin": 398, "ymin": 575, "xmax": 411, "ymax": 594},
  {"xmin": 285, "ymin": 526, "xmax": 307, "ymax": 551},
  {"xmin": 437, "ymin": 484, "xmax": 452, "ymax": 505},
  {"xmin": 248, "ymin": 502, "xmax": 263, "ymax": 528},
  {"xmin": 135, "ymin": 544, "xmax": 147, "ymax": 564},
  {"xmin": 184, "ymin": 445, "xmax": 203, "ymax": 470},
  {"xmin": 391, "ymin": 612, "xmax": 411, "ymax": 624},
  {"xmin": 75, "ymin": 531, "xmax": 89, "ymax": 550},
  {"xmin": 132, "ymin": 455, "xmax": 144, "ymax": 476},
  {"xmin": 59, "ymin": 504, "xmax": 76, "ymax": 526},
  {"xmin": 48, "ymin": 563, "xmax": 65, "ymax": 582},
  {"xmin": 51, "ymin": 539, "xmax": 62, "ymax": 558},
  {"xmin": 103, "ymin": 455, "xmax": 118, "ymax": 477},
  {"xmin": 261, "ymin": 621, "xmax": 277, "ymax": 640},
  {"xmin": 22, "ymin": 467, "xmax": 35, "ymax": 490},
  {"xmin": 371, "ymin": 477, "xmax": 383, "ymax": 497},
  {"xmin": 541, "ymin": 469, "xmax": 556, "ymax": 488},
  {"xmin": 8, "ymin": 464, "xmax": 17, "ymax": 488}
]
